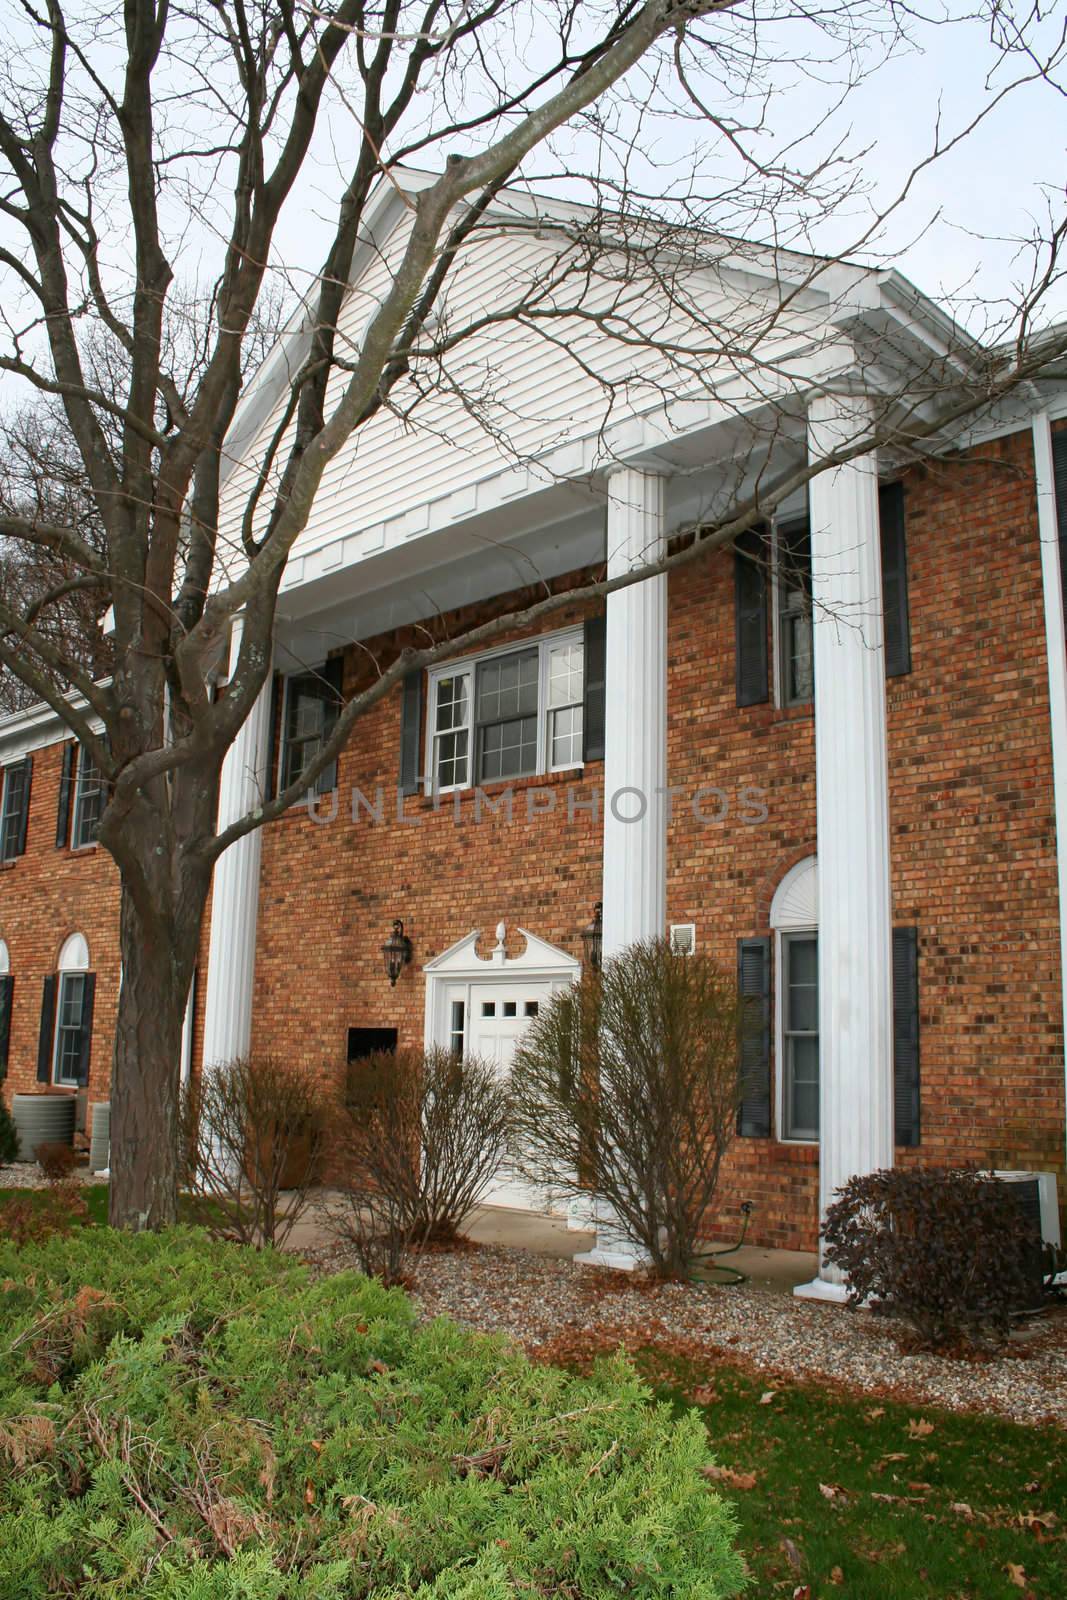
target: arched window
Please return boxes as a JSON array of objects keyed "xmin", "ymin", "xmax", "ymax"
[
  {"xmin": 770, "ymin": 856, "xmax": 819, "ymax": 1143},
  {"xmin": 38, "ymin": 933, "xmax": 95, "ymax": 1089}
]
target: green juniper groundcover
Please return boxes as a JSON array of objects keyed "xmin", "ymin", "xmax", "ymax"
[{"xmin": 0, "ymin": 1229, "xmax": 745, "ymax": 1598}]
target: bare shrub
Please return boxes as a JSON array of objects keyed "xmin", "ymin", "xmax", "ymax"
[
  {"xmin": 327, "ymin": 1047, "xmax": 511, "ymax": 1283},
  {"xmin": 510, "ymin": 939, "xmax": 747, "ymax": 1280},
  {"xmin": 180, "ymin": 1056, "xmax": 326, "ymax": 1248},
  {"xmin": 35, "ymin": 1142, "xmax": 78, "ymax": 1182},
  {"xmin": 823, "ymin": 1167, "xmax": 1042, "ymax": 1351}
]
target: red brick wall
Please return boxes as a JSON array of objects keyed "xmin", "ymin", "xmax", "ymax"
[
  {"xmin": 0, "ymin": 739, "xmax": 121, "ymax": 1123},
  {"xmin": 1, "ymin": 424, "xmax": 1063, "ymax": 1250},
  {"xmin": 248, "ymin": 423, "xmax": 1066, "ymax": 1250}
]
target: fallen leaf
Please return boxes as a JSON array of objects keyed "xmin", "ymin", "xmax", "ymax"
[
  {"xmin": 907, "ymin": 1418, "xmax": 934, "ymax": 1438},
  {"xmin": 908, "ymin": 1481, "xmax": 932, "ymax": 1492},
  {"xmin": 688, "ymin": 1384, "xmax": 718, "ymax": 1405},
  {"xmin": 950, "ymin": 1502, "xmax": 974, "ymax": 1520},
  {"xmin": 792, "ymin": 1588, "xmax": 811, "ymax": 1600},
  {"xmin": 866, "ymin": 1406, "xmax": 885, "ymax": 1420},
  {"xmin": 1020, "ymin": 1509, "xmax": 1058, "ymax": 1533},
  {"xmin": 1004, "ymin": 1563, "xmax": 1027, "ymax": 1588},
  {"xmin": 829, "ymin": 1567, "xmax": 844, "ymax": 1586},
  {"xmin": 780, "ymin": 1537, "xmax": 803, "ymax": 1571},
  {"xmin": 304, "ymin": 1481, "xmax": 314, "ymax": 1505},
  {"xmin": 759, "ymin": 1390, "xmax": 777, "ymax": 1405},
  {"xmin": 703, "ymin": 1464, "xmax": 757, "ymax": 1491},
  {"xmin": 819, "ymin": 1482, "xmax": 847, "ymax": 1502}
]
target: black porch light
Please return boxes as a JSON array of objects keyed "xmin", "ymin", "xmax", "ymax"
[
  {"xmin": 382, "ymin": 918, "xmax": 413, "ymax": 986},
  {"xmin": 580, "ymin": 901, "xmax": 603, "ymax": 972}
]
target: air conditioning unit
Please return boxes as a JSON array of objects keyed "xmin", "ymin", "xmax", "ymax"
[
  {"xmin": 989, "ymin": 1171, "xmax": 1061, "ymax": 1250},
  {"xmin": 979, "ymin": 1171, "xmax": 1057, "ymax": 1310}
]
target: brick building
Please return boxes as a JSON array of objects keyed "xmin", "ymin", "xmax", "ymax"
[{"xmin": 1, "ymin": 176, "xmax": 1066, "ymax": 1289}]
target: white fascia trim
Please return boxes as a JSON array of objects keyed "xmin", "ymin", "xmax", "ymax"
[
  {"xmin": 0, "ymin": 688, "xmax": 107, "ymax": 763},
  {"xmin": 1032, "ymin": 411, "xmax": 1067, "ymax": 1169}
]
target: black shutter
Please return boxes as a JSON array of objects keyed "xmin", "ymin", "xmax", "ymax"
[
  {"xmin": 737, "ymin": 936, "xmax": 772, "ymax": 1137},
  {"xmin": 734, "ymin": 530, "xmax": 769, "ymax": 706},
  {"xmin": 316, "ymin": 656, "xmax": 344, "ymax": 795},
  {"xmin": 36, "ymin": 974, "xmax": 56, "ymax": 1083},
  {"xmin": 13, "ymin": 755, "xmax": 31, "ymax": 856},
  {"xmin": 56, "ymin": 742, "xmax": 75, "ymax": 847},
  {"xmin": 892, "ymin": 926, "xmax": 920, "ymax": 1147},
  {"xmin": 879, "ymin": 482, "xmax": 911, "ymax": 678},
  {"xmin": 264, "ymin": 674, "xmax": 282, "ymax": 801},
  {"xmin": 399, "ymin": 668, "xmax": 424, "ymax": 796},
  {"xmin": 582, "ymin": 613, "xmax": 607, "ymax": 762},
  {"xmin": 0, "ymin": 975, "xmax": 12, "ymax": 1079},
  {"xmin": 1053, "ymin": 429, "xmax": 1067, "ymax": 611},
  {"xmin": 75, "ymin": 972, "xmax": 95, "ymax": 1089}
]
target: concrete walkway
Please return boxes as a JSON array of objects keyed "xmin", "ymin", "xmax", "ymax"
[{"xmin": 287, "ymin": 1195, "xmax": 817, "ymax": 1294}]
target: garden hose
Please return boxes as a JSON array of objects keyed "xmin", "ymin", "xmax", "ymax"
[{"xmin": 688, "ymin": 1201, "xmax": 754, "ymax": 1287}]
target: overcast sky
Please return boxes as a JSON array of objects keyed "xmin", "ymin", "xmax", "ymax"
[{"xmin": 266, "ymin": 4, "xmax": 1067, "ymax": 340}]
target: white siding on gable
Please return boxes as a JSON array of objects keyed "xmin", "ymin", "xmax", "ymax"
[{"xmin": 218, "ymin": 205, "xmax": 840, "ymax": 587}]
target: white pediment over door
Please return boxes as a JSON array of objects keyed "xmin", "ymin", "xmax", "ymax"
[{"xmin": 423, "ymin": 922, "xmax": 580, "ymax": 980}]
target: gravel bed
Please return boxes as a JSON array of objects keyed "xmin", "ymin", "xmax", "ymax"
[
  {"xmin": 310, "ymin": 1239, "xmax": 1067, "ymax": 1429},
  {"xmin": 0, "ymin": 1161, "xmax": 100, "ymax": 1190}
]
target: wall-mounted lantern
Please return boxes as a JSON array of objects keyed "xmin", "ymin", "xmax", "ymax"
[
  {"xmin": 382, "ymin": 919, "xmax": 413, "ymax": 986},
  {"xmin": 580, "ymin": 901, "xmax": 603, "ymax": 972}
]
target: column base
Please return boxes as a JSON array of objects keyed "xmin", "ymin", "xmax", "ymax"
[
  {"xmin": 573, "ymin": 1201, "xmax": 651, "ymax": 1272},
  {"xmin": 573, "ymin": 1242, "xmax": 649, "ymax": 1272},
  {"xmin": 793, "ymin": 1276, "xmax": 850, "ymax": 1304}
]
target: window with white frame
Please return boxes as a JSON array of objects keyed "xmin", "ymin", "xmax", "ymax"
[
  {"xmin": 50, "ymin": 932, "xmax": 94, "ymax": 1088},
  {"xmin": 426, "ymin": 630, "xmax": 584, "ymax": 791},
  {"xmin": 781, "ymin": 932, "xmax": 819, "ymax": 1139},
  {"xmin": 770, "ymin": 854, "xmax": 819, "ymax": 1142},
  {"xmin": 774, "ymin": 518, "xmax": 814, "ymax": 707},
  {"xmin": 72, "ymin": 747, "xmax": 105, "ymax": 849}
]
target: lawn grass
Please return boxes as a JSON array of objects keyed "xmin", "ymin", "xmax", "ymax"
[
  {"xmin": 0, "ymin": 1181, "xmax": 109, "ymax": 1228},
  {"xmin": 626, "ymin": 1347, "xmax": 1066, "ymax": 1599},
  {"xmin": 0, "ymin": 1182, "xmax": 221, "ymax": 1230}
]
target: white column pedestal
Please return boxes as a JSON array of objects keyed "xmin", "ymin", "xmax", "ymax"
[
  {"xmin": 575, "ymin": 465, "xmax": 668, "ymax": 1272},
  {"xmin": 202, "ymin": 621, "xmax": 273, "ymax": 1070},
  {"xmin": 794, "ymin": 395, "xmax": 894, "ymax": 1301}
]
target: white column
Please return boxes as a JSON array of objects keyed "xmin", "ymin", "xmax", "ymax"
[
  {"xmin": 575, "ymin": 464, "xmax": 668, "ymax": 1270},
  {"xmin": 1032, "ymin": 413, "xmax": 1067, "ymax": 1174},
  {"xmin": 201, "ymin": 620, "xmax": 273, "ymax": 1069},
  {"xmin": 795, "ymin": 394, "xmax": 894, "ymax": 1303}
]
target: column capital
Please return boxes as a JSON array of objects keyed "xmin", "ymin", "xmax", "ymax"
[{"xmin": 604, "ymin": 458, "xmax": 672, "ymax": 484}]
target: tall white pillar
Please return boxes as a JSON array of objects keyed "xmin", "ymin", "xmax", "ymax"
[
  {"xmin": 576, "ymin": 464, "xmax": 668, "ymax": 1270},
  {"xmin": 795, "ymin": 393, "xmax": 894, "ymax": 1302},
  {"xmin": 202, "ymin": 620, "xmax": 273, "ymax": 1069},
  {"xmin": 1031, "ymin": 413, "xmax": 1067, "ymax": 1173}
]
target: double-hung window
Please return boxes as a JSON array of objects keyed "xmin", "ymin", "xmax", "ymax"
[
  {"xmin": 54, "ymin": 971, "xmax": 89, "ymax": 1086},
  {"xmin": 72, "ymin": 748, "xmax": 106, "ymax": 849},
  {"xmin": 781, "ymin": 931, "xmax": 819, "ymax": 1140},
  {"xmin": 427, "ymin": 629, "xmax": 584, "ymax": 792},
  {"xmin": 281, "ymin": 665, "xmax": 342, "ymax": 793},
  {"xmin": 0, "ymin": 757, "xmax": 31, "ymax": 861},
  {"xmin": 775, "ymin": 519, "xmax": 814, "ymax": 706}
]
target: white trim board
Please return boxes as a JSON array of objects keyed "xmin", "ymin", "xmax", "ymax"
[{"xmin": 1032, "ymin": 412, "xmax": 1067, "ymax": 1170}]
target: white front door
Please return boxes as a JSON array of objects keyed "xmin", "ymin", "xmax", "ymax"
[
  {"xmin": 468, "ymin": 980, "xmax": 561, "ymax": 1212},
  {"xmin": 423, "ymin": 924, "xmax": 582, "ymax": 1216}
]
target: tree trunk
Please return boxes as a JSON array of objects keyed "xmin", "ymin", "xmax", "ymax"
[{"xmin": 108, "ymin": 877, "xmax": 204, "ymax": 1230}]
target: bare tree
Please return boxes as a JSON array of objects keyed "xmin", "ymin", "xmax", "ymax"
[{"xmin": 0, "ymin": 0, "xmax": 1063, "ymax": 1229}]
